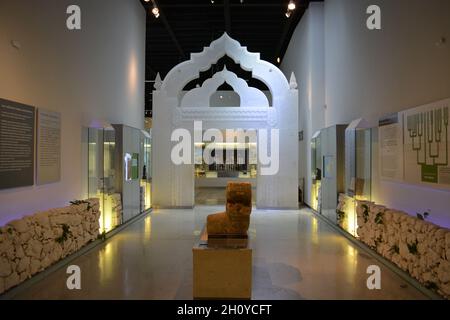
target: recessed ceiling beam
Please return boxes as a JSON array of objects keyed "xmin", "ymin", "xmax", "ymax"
[
  {"xmin": 224, "ymin": 0, "xmax": 231, "ymax": 34},
  {"xmin": 152, "ymin": 0, "xmax": 185, "ymax": 58},
  {"xmin": 275, "ymin": 3, "xmax": 307, "ymax": 62}
]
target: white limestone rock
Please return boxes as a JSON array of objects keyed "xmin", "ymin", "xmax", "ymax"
[
  {"xmin": 446, "ymin": 232, "xmax": 450, "ymax": 251},
  {"xmin": 19, "ymin": 271, "xmax": 29, "ymax": 282},
  {"xmin": 49, "ymin": 214, "xmax": 71, "ymax": 226},
  {"xmin": 4, "ymin": 271, "xmax": 20, "ymax": 291},
  {"xmin": 42, "ymin": 229, "xmax": 54, "ymax": 240},
  {"xmin": 70, "ymin": 215, "xmax": 82, "ymax": 226},
  {"xmin": 25, "ymin": 239, "xmax": 43, "ymax": 259},
  {"xmin": 15, "ymin": 245, "xmax": 25, "ymax": 259},
  {"xmin": 40, "ymin": 256, "xmax": 52, "ymax": 270},
  {"xmin": 0, "ymin": 277, "xmax": 4, "ymax": 294},
  {"xmin": 8, "ymin": 219, "xmax": 29, "ymax": 233},
  {"xmin": 16, "ymin": 256, "xmax": 30, "ymax": 273},
  {"xmin": 19, "ymin": 232, "xmax": 32, "ymax": 244},
  {"xmin": 440, "ymin": 283, "xmax": 450, "ymax": 297},
  {"xmin": 30, "ymin": 258, "xmax": 41, "ymax": 275},
  {"xmin": 33, "ymin": 212, "xmax": 51, "ymax": 229},
  {"xmin": 437, "ymin": 260, "xmax": 450, "ymax": 283},
  {"xmin": 0, "ymin": 256, "xmax": 12, "ymax": 277}
]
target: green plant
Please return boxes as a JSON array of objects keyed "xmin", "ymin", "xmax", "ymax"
[
  {"xmin": 416, "ymin": 211, "xmax": 430, "ymax": 221},
  {"xmin": 375, "ymin": 212, "xmax": 384, "ymax": 225},
  {"xmin": 55, "ymin": 224, "xmax": 71, "ymax": 244},
  {"xmin": 361, "ymin": 204, "xmax": 369, "ymax": 223},
  {"xmin": 336, "ymin": 210, "xmax": 346, "ymax": 223},
  {"xmin": 70, "ymin": 199, "xmax": 92, "ymax": 211},
  {"xmin": 97, "ymin": 231, "xmax": 107, "ymax": 241},
  {"xmin": 424, "ymin": 281, "xmax": 439, "ymax": 291},
  {"xmin": 7, "ymin": 227, "xmax": 13, "ymax": 235},
  {"xmin": 374, "ymin": 236, "xmax": 383, "ymax": 250},
  {"xmin": 390, "ymin": 244, "xmax": 400, "ymax": 254},
  {"xmin": 407, "ymin": 240, "xmax": 419, "ymax": 255}
]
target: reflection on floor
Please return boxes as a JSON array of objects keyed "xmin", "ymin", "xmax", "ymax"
[
  {"xmin": 11, "ymin": 206, "xmax": 428, "ymax": 300},
  {"xmin": 195, "ymin": 187, "xmax": 256, "ymax": 205}
]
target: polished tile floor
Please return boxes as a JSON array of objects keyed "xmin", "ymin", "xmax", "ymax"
[{"xmin": 10, "ymin": 205, "xmax": 428, "ymax": 300}]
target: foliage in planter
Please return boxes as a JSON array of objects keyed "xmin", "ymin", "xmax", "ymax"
[
  {"xmin": 390, "ymin": 244, "xmax": 400, "ymax": 254},
  {"xmin": 336, "ymin": 210, "xmax": 346, "ymax": 224},
  {"xmin": 70, "ymin": 199, "xmax": 92, "ymax": 211},
  {"xmin": 361, "ymin": 204, "xmax": 369, "ymax": 223},
  {"xmin": 416, "ymin": 211, "xmax": 430, "ymax": 221},
  {"xmin": 55, "ymin": 224, "xmax": 72, "ymax": 244},
  {"xmin": 375, "ymin": 211, "xmax": 384, "ymax": 225},
  {"xmin": 407, "ymin": 239, "xmax": 419, "ymax": 255},
  {"xmin": 424, "ymin": 281, "xmax": 439, "ymax": 291},
  {"xmin": 374, "ymin": 236, "xmax": 383, "ymax": 250},
  {"xmin": 97, "ymin": 231, "xmax": 107, "ymax": 241}
]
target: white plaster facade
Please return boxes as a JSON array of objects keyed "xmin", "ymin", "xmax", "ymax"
[{"xmin": 152, "ymin": 33, "xmax": 299, "ymax": 208}]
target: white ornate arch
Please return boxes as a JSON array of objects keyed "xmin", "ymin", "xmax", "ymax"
[
  {"xmin": 180, "ymin": 66, "xmax": 269, "ymax": 108},
  {"xmin": 152, "ymin": 33, "xmax": 299, "ymax": 209},
  {"xmin": 159, "ymin": 32, "xmax": 290, "ymax": 100}
]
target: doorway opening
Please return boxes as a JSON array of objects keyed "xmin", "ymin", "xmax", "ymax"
[{"xmin": 194, "ymin": 130, "xmax": 257, "ymax": 205}]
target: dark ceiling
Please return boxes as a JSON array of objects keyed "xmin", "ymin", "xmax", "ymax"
[{"xmin": 141, "ymin": 0, "xmax": 321, "ymax": 113}]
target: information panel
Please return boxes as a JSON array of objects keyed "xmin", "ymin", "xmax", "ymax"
[
  {"xmin": 379, "ymin": 113, "xmax": 404, "ymax": 181},
  {"xmin": 36, "ymin": 109, "xmax": 61, "ymax": 185},
  {"xmin": 403, "ymin": 98, "xmax": 450, "ymax": 189},
  {"xmin": 0, "ymin": 98, "xmax": 35, "ymax": 189}
]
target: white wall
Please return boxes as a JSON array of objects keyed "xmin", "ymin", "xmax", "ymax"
[
  {"xmin": 281, "ymin": 2, "xmax": 325, "ymax": 207},
  {"xmin": 282, "ymin": 0, "xmax": 450, "ymax": 227},
  {"xmin": 0, "ymin": 0, "xmax": 146, "ymax": 225}
]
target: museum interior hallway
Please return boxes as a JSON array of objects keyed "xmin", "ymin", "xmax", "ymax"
[{"xmin": 8, "ymin": 206, "xmax": 428, "ymax": 300}]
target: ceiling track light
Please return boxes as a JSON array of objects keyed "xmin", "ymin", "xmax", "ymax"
[
  {"xmin": 149, "ymin": 0, "xmax": 160, "ymax": 19},
  {"xmin": 285, "ymin": 0, "xmax": 296, "ymax": 18}
]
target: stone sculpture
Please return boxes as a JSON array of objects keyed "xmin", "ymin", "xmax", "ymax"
[{"xmin": 207, "ymin": 182, "xmax": 252, "ymax": 237}]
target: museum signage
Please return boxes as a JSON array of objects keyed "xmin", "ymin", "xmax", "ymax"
[
  {"xmin": 36, "ymin": 109, "xmax": 61, "ymax": 185},
  {"xmin": 0, "ymin": 98, "xmax": 36, "ymax": 189}
]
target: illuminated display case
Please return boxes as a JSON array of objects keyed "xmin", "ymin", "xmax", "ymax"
[
  {"xmin": 140, "ymin": 129, "xmax": 152, "ymax": 211},
  {"xmin": 310, "ymin": 131, "xmax": 322, "ymax": 211},
  {"xmin": 194, "ymin": 141, "xmax": 257, "ymax": 180},
  {"xmin": 88, "ymin": 127, "xmax": 122, "ymax": 234},
  {"xmin": 339, "ymin": 122, "xmax": 373, "ymax": 236}
]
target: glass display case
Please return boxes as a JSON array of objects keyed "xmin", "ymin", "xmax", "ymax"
[
  {"xmin": 310, "ymin": 131, "xmax": 322, "ymax": 211},
  {"xmin": 88, "ymin": 127, "xmax": 122, "ymax": 234},
  {"xmin": 194, "ymin": 141, "xmax": 257, "ymax": 180},
  {"xmin": 339, "ymin": 125, "xmax": 373, "ymax": 236},
  {"xmin": 140, "ymin": 129, "xmax": 152, "ymax": 212}
]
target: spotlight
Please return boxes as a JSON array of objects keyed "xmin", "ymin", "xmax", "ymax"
[
  {"xmin": 150, "ymin": 0, "xmax": 160, "ymax": 18},
  {"xmin": 277, "ymin": 57, "xmax": 281, "ymax": 64},
  {"xmin": 285, "ymin": 0, "xmax": 296, "ymax": 18},
  {"xmin": 152, "ymin": 6, "xmax": 160, "ymax": 18},
  {"xmin": 288, "ymin": 1, "xmax": 296, "ymax": 11}
]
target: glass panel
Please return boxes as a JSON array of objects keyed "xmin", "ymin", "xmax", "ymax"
[
  {"xmin": 88, "ymin": 127, "xmax": 120, "ymax": 234},
  {"xmin": 310, "ymin": 136, "xmax": 322, "ymax": 211},
  {"xmin": 140, "ymin": 132, "xmax": 152, "ymax": 211},
  {"xmin": 355, "ymin": 128, "xmax": 372, "ymax": 201}
]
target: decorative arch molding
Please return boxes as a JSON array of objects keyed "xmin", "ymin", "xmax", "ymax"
[
  {"xmin": 152, "ymin": 33, "xmax": 299, "ymax": 209},
  {"xmin": 160, "ymin": 33, "xmax": 290, "ymax": 99},
  {"xmin": 181, "ymin": 67, "xmax": 269, "ymax": 108}
]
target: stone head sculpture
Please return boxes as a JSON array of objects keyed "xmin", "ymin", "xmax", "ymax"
[{"xmin": 207, "ymin": 182, "xmax": 252, "ymax": 237}]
